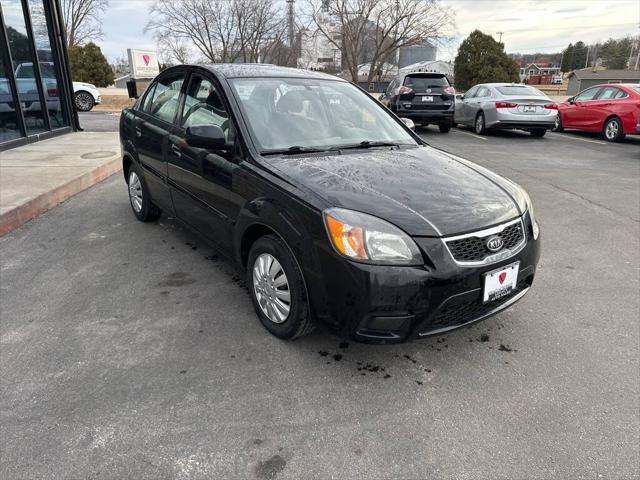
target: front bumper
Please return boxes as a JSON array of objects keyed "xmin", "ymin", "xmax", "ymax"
[{"xmin": 310, "ymin": 215, "xmax": 540, "ymax": 344}]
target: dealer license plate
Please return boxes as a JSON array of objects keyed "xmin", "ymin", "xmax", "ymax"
[
  {"xmin": 483, "ymin": 262, "xmax": 519, "ymax": 303},
  {"xmin": 422, "ymin": 96, "xmax": 433, "ymax": 102}
]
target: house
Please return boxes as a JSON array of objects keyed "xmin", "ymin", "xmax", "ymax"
[
  {"xmin": 566, "ymin": 69, "xmax": 640, "ymax": 95},
  {"xmin": 519, "ymin": 63, "xmax": 560, "ymax": 82}
]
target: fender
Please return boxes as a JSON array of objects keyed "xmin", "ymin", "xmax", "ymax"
[{"xmin": 234, "ymin": 196, "xmax": 333, "ymax": 323}]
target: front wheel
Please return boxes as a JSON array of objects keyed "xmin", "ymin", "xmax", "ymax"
[
  {"xmin": 75, "ymin": 91, "xmax": 95, "ymax": 112},
  {"xmin": 603, "ymin": 117, "xmax": 625, "ymax": 142},
  {"xmin": 553, "ymin": 114, "xmax": 564, "ymax": 132},
  {"xmin": 530, "ymin": 128, "xmax": 547, "ymax": 138},
  {"xmin": 247, "ymin": 235, "xmax": 314, "ymax": 340},
  {"xmin": 475, "ymin": 112, "xmax": 487, "ymax": 135}
]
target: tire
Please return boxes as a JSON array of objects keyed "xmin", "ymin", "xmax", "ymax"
[
  {"xmin": 475, "ymin": 112, "xmax": 487, "ymax": 135},
  {"xmin": 75, "ymin": 91, "xmax": 95, "ymax": 112},
  {"xmin": 439, "ymin": 123, "xmax": 452, "ymax": 133},
  {"xmin": 126, "ymin": 163, "xmax": 161, "ymax": 222},
  {"xmin": 553, "ymin": 114, "xmax": 564, "ymax": 132},
  {"xmin": 530, "ymin": 128, "xmax": 547, "ymax": 138},
  {"xmin": 603, "ymin": 117, "xmax": 625, "ymax": 143},
  {"xmin": 247, "ymin": 234, "xmax": 314, "ymax": 340}
]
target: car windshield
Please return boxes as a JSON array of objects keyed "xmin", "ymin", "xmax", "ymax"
[
  {"xmin": 229, "ymin": 78, "xmax": 417, "ymax": 152},
  {"xmin": 495, "ymin": 85, "xmax": 545, "ymax": 96}
]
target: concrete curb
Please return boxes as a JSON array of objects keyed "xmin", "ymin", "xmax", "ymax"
[{"xmin": 0, "ymin": 158, "xmax": 122, "ymax": 236}]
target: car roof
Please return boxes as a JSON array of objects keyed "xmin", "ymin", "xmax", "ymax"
[{"xmin": 191, "ymin": 63, "xmax": 346, "ymax": 81}]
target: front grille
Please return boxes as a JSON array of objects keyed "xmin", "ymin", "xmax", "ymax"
[
  {"xmin": 446, "ymin": 220, "xmax": 524, "ymax": 263},
  {"xmin": 428, "ymin": 281, "xmax": 528, "ymax": 330}
]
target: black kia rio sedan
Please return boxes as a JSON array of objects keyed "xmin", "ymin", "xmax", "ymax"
[{"xmin": 120, "ymin": 64, "xmax": 540, "ymax": 344}]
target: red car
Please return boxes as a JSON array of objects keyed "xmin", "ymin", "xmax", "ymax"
[{"xmin": 554, "ymin": 83, "xmax": 640, "ymax": 142}]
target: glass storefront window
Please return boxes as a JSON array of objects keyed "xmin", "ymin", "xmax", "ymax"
[
  {"xmin": 0, "ymin": 30, "xmax": 22, "ymax": 142},
  {"xmin": 27, "ymin": 0, "xmax": 68, "ymax": 129},
  {"xmin": 1, "ymin": 0, "xmax": 47, "ymax": 136}
]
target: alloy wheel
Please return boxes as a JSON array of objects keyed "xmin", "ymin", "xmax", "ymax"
[
  {"xmin": 75, "ymin": 92, "xmax": 94, "ymax": 111},
  {"xmin": 252, "ymin": 253, "xmax": 291, "ymax": 324},
  {"xmin": 475, "ymin": 115, "xmax": 484, "ymax": 134},
  {"xmin": 605, "ymin": 120, "xmax": 619, "ymax": 141},
  {"xmin": 128, "ymin": 171, "xmax": 143, "ymax": 213}
]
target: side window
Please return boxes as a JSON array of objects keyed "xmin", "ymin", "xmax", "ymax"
[
  {"xmin": 599, "ymin": 87, "xmax": 626, "ymax": 100},
  {"xmin": 142, "ymin": 73, "xmax": 185, "ymax": 124},
  {"xmin": 180, "ymin": 75, "xmax": 229, "ymax": 129},
  {"xmin": 574, "ymin": 87, "xmax": 601, "ymax": 102},
  {"xmin": 476, "ymin": 87, "xmax": 489, "ymax": 98},
  {"xmin": 465, "ymin": 86, "xmax": 478, "ymax": 98}
]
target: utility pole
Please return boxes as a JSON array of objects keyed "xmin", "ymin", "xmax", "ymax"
[
  {"xmin": 497, "ymin": 31, "xmax": 504, "ymax": 43},
  {"xmin": 287, "ymin": 0, "xmax": 295, "ymax": 49},
  {"xmin": 585, "ymin": 45, "xmax": 590, "ymax": 68}
]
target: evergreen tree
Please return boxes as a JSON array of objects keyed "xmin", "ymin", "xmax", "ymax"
[
  {"xmin": 454, "ymin": 30, "xmax": 520, "ymax": 91},
  {"xmin": 68, "ymin": 42, "xmax": 114, "ymax": 87},
  {"xmin": 561, "ymin": 43, "xmax": 574, "ymax": 72}
]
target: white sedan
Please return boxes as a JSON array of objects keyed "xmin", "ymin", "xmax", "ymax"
[{"xmin": 73, "ymin": 82, "xmax": 101, "ymax": 112}]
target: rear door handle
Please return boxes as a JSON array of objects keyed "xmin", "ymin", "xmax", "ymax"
[{"xmin": 170, "ymin": 144, "xmax": 182, "ymax": 158}]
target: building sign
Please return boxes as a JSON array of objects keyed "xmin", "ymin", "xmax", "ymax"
[{"xmin": 127, "ymin": 49, "xmax": 160, "ymax": 79}]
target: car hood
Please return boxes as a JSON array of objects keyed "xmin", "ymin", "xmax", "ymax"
[{"xmin": 266, "ymin": 146, "xmax": 526, "ymax": 237}]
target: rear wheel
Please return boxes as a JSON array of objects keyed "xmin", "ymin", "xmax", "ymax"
[
  {"xmin": 127, "ymin": 163, "xmax": 161, "ymax": 222},
  {"xmin": 603, "ymin": 117, "xmax": 625, "ymax": 142},
  {"xmin": 247, "ymin": 235, "xmax": 314, "ymax": 340},
  {"xmin": 475, "ymin": 112, "xmax": 487, "ymax": 135},
  {"xmin": 530, "ymin": 128, "xmax": 546, "ymax": 138},
  {"xmin": 439, "ymin": 123, "xmax": 452, "ymax": 133},
  {"xmin": 553, "ymin": 114, "xmax": 564, "ymax": 132}
]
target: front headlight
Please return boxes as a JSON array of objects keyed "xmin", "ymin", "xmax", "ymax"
[
  {"xmin": 323, "ymin": 208, "xmax": 423, "ymax": 265},
  {"xmin": 521, "ymin": 189, "xmax": 540, "ymax": 240}
]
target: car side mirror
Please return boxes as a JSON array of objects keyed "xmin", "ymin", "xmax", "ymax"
[
  {"xmin": 378, "ymin": 94, "xmax": 385, "ymax": 100},
  {"xmin": 185, "ymin": 125, "xmax": 226, "ymax": 150},
  {"xmin": 568, "ymin": 97, "xmax": 575, "ymax": 104},
  {"xmin": 400, "ymin": 117, "xmax": 415, "ymax": 131},
  {"xmin": 126, "ymin": 80, "xmax": 138, "ymax": 99},
  {"xmin": 458, "ymin": 94, "xmax": 465, "ymax": 101}
]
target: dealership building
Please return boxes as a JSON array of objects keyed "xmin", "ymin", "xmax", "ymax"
[{"xmin": 1, "ymin": 0, "xmax": 78, "ymax": 150}]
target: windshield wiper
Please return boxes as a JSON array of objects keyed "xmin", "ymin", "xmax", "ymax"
[
  {"xmin": 332, "ymin": 141, "xmax": 403, "ymax": 151},
  {"xmin": 260, "ymin": 146, "xmax": 330, "ymax": 156}
]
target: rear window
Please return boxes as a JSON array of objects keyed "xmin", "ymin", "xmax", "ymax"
[
  {"xmin": 403, "ymin": 75, "xmax": 450, "ymax": 90},
  {"xmin": 495, "ymin": 85, "xmax": 545, "ymax": 96}
]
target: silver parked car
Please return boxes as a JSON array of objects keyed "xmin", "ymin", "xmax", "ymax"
[{"xmin": 454, "ymin": 83, "xmax": 558, "ymax": 137}]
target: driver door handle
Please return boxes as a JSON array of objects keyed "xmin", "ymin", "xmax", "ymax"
[
  {"xmin": 170, "ymin": 143, "xmax": 182, "ymax": 158},
  {"xmin": 135, "ymin": 126, "xmax": 142, "ymax": 138}
]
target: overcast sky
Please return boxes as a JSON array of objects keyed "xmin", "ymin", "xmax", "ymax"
[{"xmin": 99, "ymin": 0, "xmax": 640, "ymax": 62}]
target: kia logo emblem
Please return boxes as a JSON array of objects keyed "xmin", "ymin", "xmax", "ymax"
[{"xmin": 486, "ymin": 235, "xmax": 504, "ymax": 252}]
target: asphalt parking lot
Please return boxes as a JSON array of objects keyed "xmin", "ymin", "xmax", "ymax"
[{"xmin": 1, "ymin": 114, "xmax": 639, "ymax": 479}]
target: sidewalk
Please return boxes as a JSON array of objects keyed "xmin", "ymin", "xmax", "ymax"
[{"xmin": 0, "ymin": 132, "xmax": 122, "ymax": 236}]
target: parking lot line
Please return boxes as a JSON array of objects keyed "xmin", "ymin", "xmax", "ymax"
[
  {"xmin": 550, "ymin": 132, "xmax": 607, "ymax": 146},
  {"xmin": 453, "ymin": 129, "xmax": 488, "ymax": 141}
]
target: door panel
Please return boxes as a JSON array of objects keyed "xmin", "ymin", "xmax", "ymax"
[
  {"xmin": 167, "ymin": 72, "xmax": 242, "ymax": 254},
  {"xmin": 565, "ymin": 87, "xmax": 601, "ymax": 129},
  {"xmin": 133, "ymin": 71, "xmax": 186, "ymax": 213}
]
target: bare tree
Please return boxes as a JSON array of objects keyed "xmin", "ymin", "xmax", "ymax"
[
  {"xmin": 307, "ymin": 0, "xmax": 452, "ymax": 82},
  {"xmin": 146, "ymin": 0, "xmax": 288, "ymax": 64},
  {"xmin": 156, "ymin": 33, "xmax": 198, "ymax": 65},
  {"xmin": 61, "ymin": 0, "xmax": 109, "ymax": 47}
]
